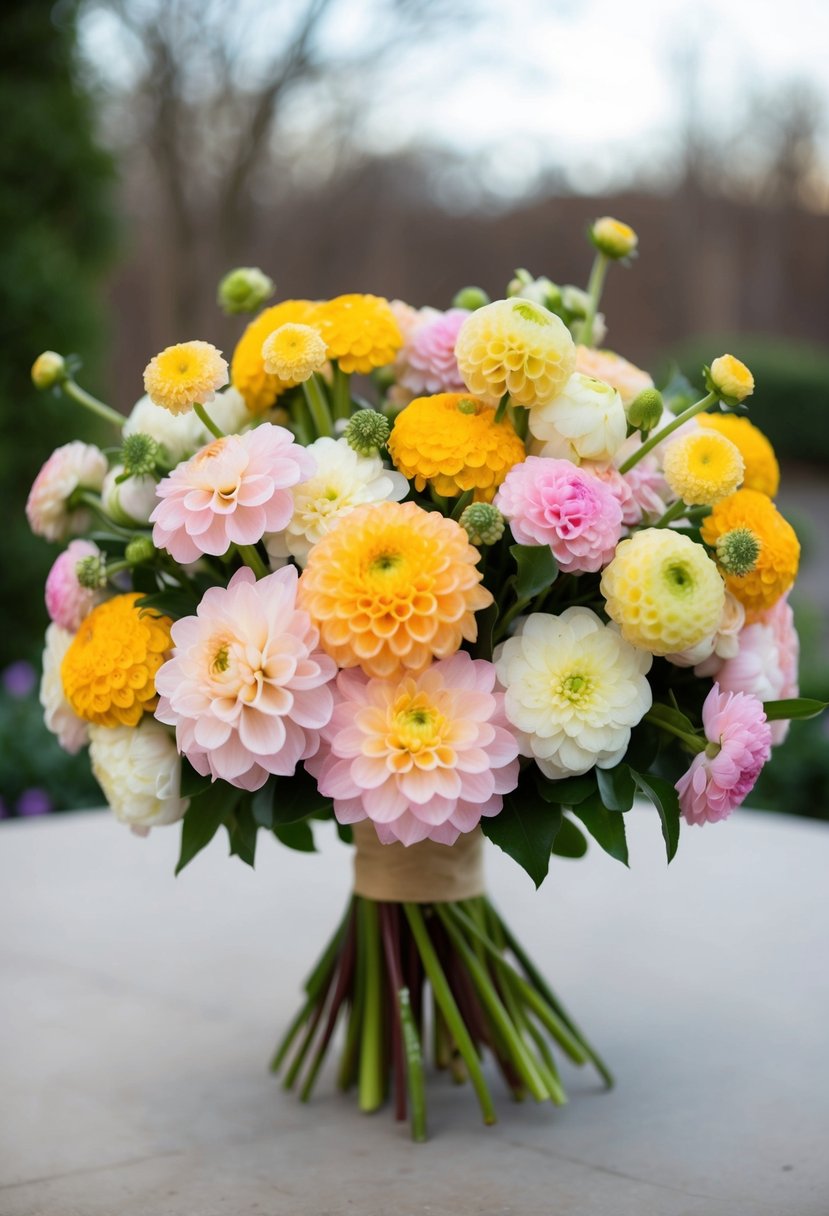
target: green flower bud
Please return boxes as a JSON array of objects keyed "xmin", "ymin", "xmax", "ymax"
[
  {"xmin": 75, "ymin": 554, "xmax": 107, "ymax": 590},
  {"xmin": 590, "ymin": 216, "xmax": 638, "ymax": 260},
  {"xmin": 506, "ymin": 270, "xmax": 533, "ymax": 297},
  {"xmin": 716, "ymin": 527, "xmax": 762, "ymax": 577},
  {"xmin": 705, "ymin": 354, "xmax": 754, "ymax": 406},
  {"xmin": 460, "ymin": 502, "xmax": 505, "ymax": 547},
  {"xmin": 217, "ymin": 267, "xmax": 275, "ymax": 315},
  {"xmin": 125, "ymin": 537, "xmax": 157, "ymax": 566},
  {"xmin": 626, "ymin": 388, "xmax": 664, "ymax": 433},
  {"xmin": 452, "ymin": 286, "xmax": 490, "ymax": 311},
  {"xmin": 345, "ymin": 409, "xmax": 391, "ymax": 456},
  {"xmin": 31, "ymin": 351, "xmax": 67, "ymax": 390},
  {"xmin": 121, "ymin": 432, "xmax": 161, "ymax": 478}
]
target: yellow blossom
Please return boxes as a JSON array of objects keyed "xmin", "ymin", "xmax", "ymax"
[
  {"xmin": 261, "ymin": 323, "xmax": 327, "ymax": 383},
  {"xmin": 231, "ymin": 299, "xmax": 320, "ymax": 413},
  {"xmin": 591, "ymin": 217, "xmax": 638, "ymax": 259},
  {"xmin": 662, "ymin": 430, "xmax": 744, "ymax": 505},
  {"xmin": 697, "ymin": 414, "xmax": 779, "ymax": 498},
  {"xmin": 313, "ymin": 293, "xmax": 402, "ymax": 374},
  {"xmin": 143, "ymin": 341, "xmax": 228, "ymax": 416},
  {"xmin": 708, "ymin": 354, "xmax": 754, "ymax": 404},
  {"xmin": 454, "ymin": 298, "xmax": 575, "ymax": 408},
  {"xmin": 701, "ymin": 489, "xmax": 799, "ymax": 619}
]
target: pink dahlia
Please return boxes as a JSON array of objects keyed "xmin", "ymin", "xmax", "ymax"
[
  {"xmin": 306, "ymin": 651, "xmax": 520, "ymax": 846},
  {"xmin": 581, "ymin": 462, "xmax": 639, "ymax": 526},
  {"xmin": 675, "ymin": 684, "xmax": 772, "ymax": 826},
  {"xmin": 495, "ymin": 455, "xmax": 623, "ymax": 573},
  {"xmin": 44, "ymin": 539, "xmax": 104, "ymax": 632},
  {"xmin": 26, "ymin": 442, "xmax": 108, "ymax": 542},
  {"xmin": 151, "ymin": 424, "xmax": 315, "ymax": 563},
  {"xmin": 398, "ymin": 308, "xmax": 469, "ymax": 395},
  {"xmin": 154, "ymin": 566, "xmax": 336, "ymax": 791}
]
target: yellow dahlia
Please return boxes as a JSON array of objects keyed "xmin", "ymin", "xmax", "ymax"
[
  {"xmin": 701, "ymin": 489, "xmax": 799, "ymax": 619},
  {"xmin": 261, "ymin": 323, "xmax": 327, "ymax": 383},
  {"xmin": 388, "ymin": 393, "xmax": 526, "ymax": 500},
  {"xmin": 61, "ymin": 593, "xmax": 172, "ymax": 728},
  {"xmin": 143, "ymin": 341, "xmax": 228, "ymax": 416},
  {"xmin": 231, "ymin": 299, "xmax": 319, "ymax": 412},
  {"xmin": 313, "ymin": 293, "xmax": 402, "ymax": 374},
  {"xmin": 697, "ymin": 413, "xmax": 780, "ymax": 497},
  {"xmin": 662, "ymin": 430, "xmax": 744, "ymax": 505},
  {"xmin": 455, "ymin": 298, "xmax": 576, "ymax": 408},
  {"xmin": 298, "ymin": 501, "xmax": 492, "ymax": 679},
  {"xmin": 600, "ymin": 529, "xmax": 725, "ymax": 656}
]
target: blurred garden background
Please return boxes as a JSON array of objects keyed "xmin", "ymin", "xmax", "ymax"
[{"xmin": 2, "ymin": 0, "xmax": 827, "ymax": 819}]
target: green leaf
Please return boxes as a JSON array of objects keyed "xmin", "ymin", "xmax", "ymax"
[
  {"xmin": 255, "ymin": 765, "xmax": 332, "ymax": 826},
  {"xmin": 336, "ymin": 822, "xmax": 354, "ymax": 845},
  {"xmin": 631, "ymin": 771, "xmax": 681, "ymax": 863},
  {"xmin": 175, "ymin": 784, "xmax": 236, "ymax": 875},
  {"xmin": 274, "ymin": 821, "xmax": 317, "ymax": 853},
  {"xmin": 763, "ymin": 697, "xmax": 828, "ymax": 722},
  {"xmin": 482, "ymin": 772, "xmax": 563, "ymax": 887},
  {"xmin": 572, "ymin": 795, "xmax": 629, "ymax": 865},
  {"xmin": 551, "ymin": 816, "xmax": 588, "ymax": 858},
  {"xmin": 179, "ymin": 758, "xmax": 211, "ymax": 799},
  {"xmin": 136, "ymin": 589, "xmax": 199, "ymax": 620},
  {"xmin": 226, "ymin": 801, "xmax": 258, "ymax": 867},
  {"xmin": 647, "ymin": 702, "xmax": 701, "ymax": 741},
  {"xmin": 510, "ymin": 543, "xmax": 558, "ymax": 601},
  {"xmin": 624, "ymin": 721, "xmax": 661, "ymax": 771},
  {"xmin": 472, "ymin": 601, "xmax": 499, "ymax": 661},
  {"xmin": 596, "ymin": 763, "xmax": 636, "ymax": 812},
  {"xmin": 535, "ymin": 769, "xmax": 596, "ymax": 806},
  {"xmin": 251, "ymin": 781, "xmax": 276, "ymax": 829}
]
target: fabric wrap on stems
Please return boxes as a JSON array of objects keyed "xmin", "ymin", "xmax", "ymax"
[{"xmin": 351, "ymin": 821, "xmax": 486, "ymax": 904}]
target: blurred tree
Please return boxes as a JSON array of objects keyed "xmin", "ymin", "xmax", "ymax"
[{"xmin": 1, "ymin": 0, "xmax": 117, "ymax": 666}]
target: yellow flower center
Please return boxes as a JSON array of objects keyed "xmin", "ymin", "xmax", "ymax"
[
  {"xmin": 389, "ymin": 692, "xmax": 445, "ymax": 753},
  {"xmin": 560, "ymin": 672, "xmax": 592, "ymax": 704},
  {"xmin": 212, "ymin": 644, "xmax": 230, "ymax": 674}
]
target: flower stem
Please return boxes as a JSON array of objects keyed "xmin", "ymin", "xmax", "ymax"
[
  {"xmin": 494, "ymin": 393, "xmax": 511, "ymax": 424},
  {"xmin": 618, "ymin": 391, "xmax": 717, "ymax": 474},
  {"xmin": 451, "ymin": 489, "xmax": 474, "ymax": 520},
  {"xmin": 577, "ymin": 251, "xmax": 609, "ymax": 348},
  {"xmin": 63, "ymin": 378, "xmax": 125, "ymax": 429},
  {"xmin": 653, "ymin": 499, "xmax": 688, "ymax": 529},
  {"xmin": 193, "ymin": 402, "xmax": 225, "ymax": 439},
  {"xmin": 303, "ymin": 375, "xmax": 334, "ymax": 438},
  {"xmin": 358, "ymin": 899, "xmax": 385, "ymax": 1113},
  {"xmin": 236, "ymin": 544, "xmax": 269, "ymax": 579},
  {"xmin": 332, "ymin": 363, "xmax": 352, "ymax": 421},
  {"xmin": 644, "ymin": 710, "xmax": 706, "ymax": 754}
]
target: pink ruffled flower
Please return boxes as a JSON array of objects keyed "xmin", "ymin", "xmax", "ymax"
[
  {"xmin": 675, "ymin": 684, "xmax": 772, "ymax": 826},
  {"xmin": 26, "ymin": 442, "xmax": 108, "ymax": 542},
  {"xmin": 581, "ymin": 462, "xmax": 639, "ymax": 526},
  {"xmin": 155, "ymin": 566, "xmax": 337, "ymax": 791},
  {"xmin": 306, "ymin": 652, "xmax": 520, "ymax": 846},
  {"xmin": 44, "ymin": 539, "xmax": 104, "ymax": 632},
  {"xmin": 398, "ymin": 308, "xmax": 469, "ymax": 395},
  {"xmin": 151, "ymin": 424, "xmax": 315, "ymax": 563},
  {"xmin": 495, "ymin": 456, "xmax": 623, "ymax": 573}
]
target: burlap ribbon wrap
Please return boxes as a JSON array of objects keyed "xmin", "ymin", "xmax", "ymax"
[{"xmin": 351, "ymin": 820, "xmax": 486, "ymax": 904}]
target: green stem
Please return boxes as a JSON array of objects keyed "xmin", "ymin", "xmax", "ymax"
[
  {"xmin": 104, "ymin": 560, "xmax": 132, "ymax": 580},
  {"xmin": 509, "ymin": 404, "xmax": 529, "ymax": 441},
  {"xmin": 75, "ymin": 491, "xmax": 133, "ymax": 537},
  {"xmin": 291, "ymin": 393, "xmax": 314, "ymax": 446},
  {"xmin": 358, "ymin": 899, "xmax": 384, "ymax": 1113},
  {"xmin": 493, "ymin": 594, "xmax": 529, "ymax": 644},
  {"xmin": 398, "ymin": 987, "xmax": 427, "ymax": 1141},
  {"xmin": 332, "ymin": 363, "xmax": 352, "ymax": 421},
  {"xmin": 303, "ymin": 375, "xmax": 334, "ymax": 438},
  {"xmin": 644, "ymin": 710, "xmax": 706, "ymax": 754},
  {"xmin": 577, "ymin": 252, "xmax": 609, "ymax": 347},
  {"xmin": 270, "ymin": 992, "xmax": 317, "ymax": 1072},
  {"xmin": 193, "ymin": 402, "xmax": 225, "ymax": 439},
  {"xmin": 618, "ymin": 391, "xmax": 717, "ymax": 474},
  {"xmin": 653, "ymin": 499, "xmax": 688, "ymax": 529},
  {"xmin": 63, "ymin": 378, "xmax": 125, "ymax": 429},
  {"xmin": 451, "ymin": 489, "xmax": 474, "ymax": 520},
  {"xmin": 494, "ymin": 393, "xmax": 510, "ymax": 424},
  {"xmin": 236, "ymin": 544, "xmax": 269, "ymax": 579}
]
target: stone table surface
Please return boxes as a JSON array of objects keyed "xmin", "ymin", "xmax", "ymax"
[{"xmin": 1, "ymin": 807, "xmax": 828, "ymax": 1216}]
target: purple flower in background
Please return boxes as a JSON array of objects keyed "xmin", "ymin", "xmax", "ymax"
[
  {"xmin": 16, "ymin": 788, "xmax": 53, "ymax": 817},
  {"xmin": 2, "ymin": 661, "xmax": 37, "ymax": 699},
  {"xmin": 0, "ymin": 798, "xmax": 9, "ymax": 820}
]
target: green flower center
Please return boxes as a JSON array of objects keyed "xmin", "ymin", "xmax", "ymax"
[{"xmin": 664, "ymin": 561, "xmax": 694, "ymax": 596}]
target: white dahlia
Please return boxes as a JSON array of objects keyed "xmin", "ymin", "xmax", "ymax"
[
  {"xmin": 39, "ymin": 623, "xmax": 89, "ymax": 754},
  {"xmin": 528, "ymin": 372, "xmax": 628, "ymax": 465},
  {"xmin": 89, "ymin": 721, "xmax": 188, "ymax": 835}
]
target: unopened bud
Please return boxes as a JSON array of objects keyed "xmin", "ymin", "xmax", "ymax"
[
  {"xmin": 75, "ymin": 554, "xmax": 107, "ymax": 590},
  {"xmin": 125, "ymin": 537, "xmax": 156, "ymax": 566},
  {"xmin": 706, "ymin": 355, "xmax": 754, "ymax": 405},
  {"xmin": 345, "ymin": 408, "xmax": 391, "ymax": 456},
  {"xmin": 31, "ymin": 351, "xmax": 67, "ymax": 390},
  {"xmin": 590, "ymin": 216, "xmax": 638, "ymax": 260},
  {"xmin": 626, "ymin": 388, "xmax": 664, "ymax": 433},
  {"xmin": 217, "ymin": 267, "xmax": 275, "ymax": 315},
  {"xmin": 716, "ymin": 527, "xmax": 762, "ymax": 576},
  {"xmin": 121, "ymin": 433, "xmax": 160, "ymax": 478},
  {"xmin": 460, "ymin": 502, "xmax": 505, "ymax": 547},
  {"xmin": 452, "ymin": 286, "xmax": 490, "ymax": 311}
]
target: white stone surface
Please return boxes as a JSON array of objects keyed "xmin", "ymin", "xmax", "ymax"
[{"xmin": 1, "ymin": 806, "xmax": 828, "ymax": 1216}]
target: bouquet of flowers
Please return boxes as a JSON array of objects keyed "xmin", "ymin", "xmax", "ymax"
[{"xmin": 27, "ymin": 218, "xmax": 824, "ymax": 1141}]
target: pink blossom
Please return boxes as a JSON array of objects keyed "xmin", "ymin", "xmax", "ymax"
[
  {"xmin": 306, "ymin": 652, "xmax": 520, "ymax": 846},
  {"xmin": 494, "ymin": 456, "xmax": 623, "ymax": 573},
  {"xmin": 26, "ymin": 442, "xmax": 108, "ymax": 542},
  {"xmin": 675, "ymin": 684, "xmax": 772, "ymax": 825},
  {"xmin": 581, "ymin": 462, "xmax": 639, "ymax": 526},
  {"xmin": 398, "ymin": 308, "xmax": 469, "ymax": 395},
  {"xmin": 44, "ymin": 539, "xmax": 104, "ymax": 632},
  {"xmin": 155, "ymin": 566, "xmax": 336, "ymax": 791},
  {"xmin": 151, "ymin": 424, "xmax": 315, "ymax": 563}
]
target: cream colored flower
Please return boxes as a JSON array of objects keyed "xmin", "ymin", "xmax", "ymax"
[
  {"xmin": 40, "ymin": 623, "xmax": 88, "ymax": 754},
  {"xmin": 454, "ymin": 298, "xmax": 576, "ymax": 407},
  {"xmin": 102, "ymin": 465, "xmax": 159, "ymax": 526},
  {"xmin": 261, "ymin": 323, "xmax": 328, "ymax": 383},
  {"xmin": 88, "ymin": 721, "xmax": 188, "ymax": 836},
  {"xmin": 528, "ymin": 372, "xmax": 627, "ymax": 464}
]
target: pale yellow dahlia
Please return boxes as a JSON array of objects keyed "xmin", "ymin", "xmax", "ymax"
[
  {"xmin": 261, "ymin": 323, "xmax": 327, "ymax": 383},
  {"xmin": 697, "ymin": 413, "xmax": 780, "ymax": 498},
  {"xmin": 298, "ymin": 501, "xmax": 492, "ymax": 679},
  {"xmin": 313, "ymin": 293, "xmax": 402, "ymax": 374},
  {"xmin": 454, "ymin": 298, "xmax": 576, "ymax": 408},
  {"xmin": 231, "ymin": 299, "xmax": 320, "ymax": 412},
  {"xmin": 388, "ymin": 393, "xmax": 526, "ymax": 500},
  {"xmin": 662, "ymin": 430, "xmax": 744, "ymax": 505},
  {"xmin": 143, "ymin": 341, "xmax": 228, "ymax": 416},
  {"xmin": 61, "ymin": 594, "xmax": 172, "ymax": 728},
  {"xmin": 700, "ymin": 489, "xmax": 799, "ymax": 619},
  {"xmin": 600, "ymin": 529, "xmax": 725, "ymax": 656}
]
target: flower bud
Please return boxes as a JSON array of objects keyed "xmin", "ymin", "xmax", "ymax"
[
  {"xmin": 344, "ymin": 408, "xmax": 391, "ymax": 456},
  {"xmin": 31, "ymin": 351, "xmax": 67, "ymax": 391},
  {"xmin": 217, "ymin": 267, "xmax": 275, "ymax": 315},
  {"xmin": 75, "ymin": 554, "xmax": 107, "ymax": 590},
  {"xmin": 121, "ymin": 432, "xmax": 161, "ymax": 478},
  {"xmin": 590, "ymin": 217, "xmax": 638, "ymax": 260},
  {"xmin": 460, "ymin": 502, "xmax": 505, "ymax": 547},
  {"xmin": 102, "ymin": 465, "xmax": 159, "ymax": 526},
  {"xmin": 715, "ymin": 527, "xmax": 762, "ymax": 576},
  {"xmin": 452, "ymin": 286, "xmax": 490, "ymax": 311},
  {"xmin": 626, "ymin": 387, "xmax": 664, "ymax": 433},
  {"xmin": 125, "ymin": 537, "xmax": 157, "ymax": 566},
  {"xmin": 706, "ymin": 355, "xmax": 754, "ymax": 405}
]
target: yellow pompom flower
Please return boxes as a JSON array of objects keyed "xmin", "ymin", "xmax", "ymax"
[
  {"xmin": 708, "ymin": 354, "xmax": 754, "ymax": 404},
  {"xmin": 697, "ymin": 413, "xmax": 780, "ymax": 498},
  {"xmin": 701, "ymin": 489, "xmax": 799, "ymax": 619},
  {"xmin": 61, "ymin": 593, "xmax": 172, "ymax": 728},
  {"xmin": 298, "ymin": 501, "xmax": 492, "ymax": 679},
  {"xmin": 388, "ymin": 393, "xmax": 526, "ymax": 500},
  {"xmin": 143, "ymin": 341, "xmax": 228, "ymax": 416},
  {"xmin": 313, "ymin": 293, "xmax": 402, "ymax": 374},
  {"xmin": 662, "ymin": 430, "xmax": 744, "ymax": 505},
  {"xmin": 261, "ymin": 323, "xmax": 327, "ymax": 383},
  {"xmin": 231, "ymin": 299, "xmax": 320, "ymax": 412},
  {"xmin": 600, "ymin": 529, "xmax": 725, "ymax": 656},
  {"xmin": 455, "ymin": 298, "xmax": 576, "ymax": 408}
]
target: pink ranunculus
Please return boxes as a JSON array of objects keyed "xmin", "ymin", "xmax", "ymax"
[
  {"xmin": 581, "ymin": 461, "xmax": 639, "ymax": 526},
  {"xmin": 154, "ymin": 566, "xmax": 336, "ymax": 791},
  {"xmin": 675, "ymin": 684, "xmax": 772, "ymax": 826},
  {"xmin": 44, "ymin": 539, "xmax": 104, "ymax": 632},
  {"xmin": 494, "ymin": 455, "xmax": 623, "ymax": 573},
  {"xmin": 306, "ymin": 652, "xmax": 520, "ymax": 846},
  {"xmin": 399, "ymin": 308, "xmax": 470, "ymax": 395},
  {"xmin": 26, "ymin": 442, "xmax": 108, "ymax": 542},
  {"xmin": 150, "ymin": 424, "xmax": 315, "ymax": 563},
  {"xmin": 619, "ymin": 453, "xmax": 671, "ymax": 523}
]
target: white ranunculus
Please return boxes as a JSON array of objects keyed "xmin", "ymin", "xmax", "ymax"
[
  {"xmin": 40, "ymin": 623, "xmax": 88, "ymax": 754},
  {"xmin": 264, "ymin": 436, "xmax": 408, "ymax": 567},
  {"xmin": 528, "ymin": 372, "xmax": 627, "ymax": 464},
  {"xmin": 494, "ymin": 607, "xmax": 652, "ymax": 780},
  {"xmin": 102, "ymin": 464, "xmax": 159, "ymax": 526},
  {"xmin": 88, "ymin": 721, "xmax": 188, "ymax": 835}
]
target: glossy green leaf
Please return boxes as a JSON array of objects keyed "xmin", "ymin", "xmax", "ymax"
[
  {"xmin": 536, "ymin": 769, "xmax": 596, "ymax": 806},
  {"xmin": 551, "ymin": 816, "xmax": 588, "ymax": 858},
  {"xmin": 572, "ymin": 795, "xmax": 629, "ymax": 865},
  {"xmin": 482, "ymin": 774, "xmax": 563, "ymax": 887},
  {"xmin": 510, "ymin": 543, "xmax": 558, "ymax": 601},
  {"xmin": 274, "ymin": 821, "xmax": 317, "ymax": 853},
  {"xmin": 175, "ymin": 784, "xmax": 236, "ymax": 875},
  {"xmin": 763, "ymin": 697, "xmax": 828, "ymax": 722},
  {"xmin": 631, "ymin": 770, "xmax": 681, "ymax": 862},
  {"xmin": 472, "ymin": 601, "xmax": 498, "ymax": 661},
  {"xmin": 228, "ymin": 801, "xmax": 258, "ymax": 868},
  {"xmin": 596, "ymin": 763, "xmax": 636, "ymax": 812},
  {"xmin": 255, "ymin": 765, "xmax": 332, "ymax": 826}
]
